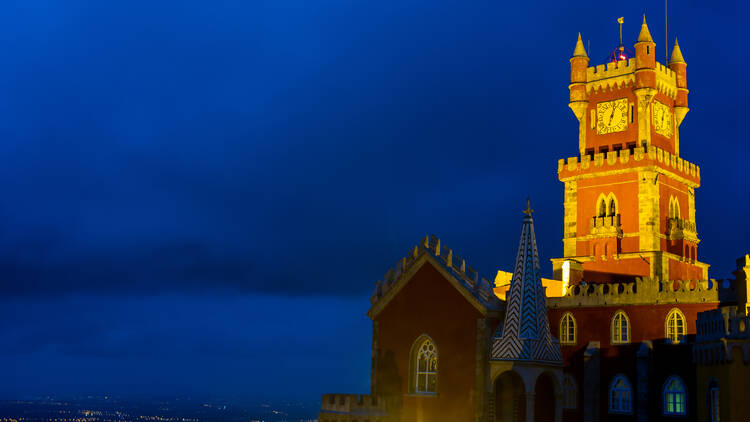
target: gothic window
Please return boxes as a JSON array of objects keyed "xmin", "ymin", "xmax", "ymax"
[
  {"xmin": 608, "ymin": 198, "xmax": 617, "ymax": 216},
  {"xmin": 611, "ymin": 310, "xmax": 630, "ymax": 344},
  {"xmin": 599, "ymin": 198, "xmax": 607, "ymax": 217},
  {"xmin": 663, "ymin": 376, "xmax": 687, "ymax": 416},
  {"xmin": 411, "ymin": 336, "xmax": 437, "ymax": 394},
  {"xmin": 560, "ymin": 312, "xmax": 576, "ymax": 345},
  {"xmin": 666, "ymin": 308, "xmax": 687, "ymax": 344},
  {"xmin": 563, "ymin": 375, "xmax": 577, "ymax": 409},
  {"xmin": 708, "ymin": 378, "xmax": 720, "ymax": 422},
  {"xmin": 669, "ymin": 196, "xmax": 681, "ymax": 219},
  {"xmin": 609, "ymin": 375, "xmax": 632, "ymax": 414}
]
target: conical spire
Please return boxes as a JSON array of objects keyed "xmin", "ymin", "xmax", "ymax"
[
  {"xmin": 637, "ymin": 14, "xmax": 654, "ymax": 43},
  {"xmin": 669, "ymin": 38, "xmax": 686, "ymax": 64},
  {"xmin": 572, "ymin": 32, "xmax": 588, "ymax": 57},
  {"xmin": 491, "ymin": 200, "xmax": 562, "ymax": 363}
]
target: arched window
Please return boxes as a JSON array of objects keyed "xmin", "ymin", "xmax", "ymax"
[
  {"xmin": 599, "ymin": 198, "xmax": 607, "ymax": 217},
  {"xmin": 663, "ymin": 376, "xmax": 687, "ymax": 416},
  {"xmin": 609, "ymin": 198, "xmax": 617, "ymax": 216},
  {"xmin": 411, "ymin": 336, "xmax": 438, "ymax": 394},
  {"xmin": 609, "ymin": 375, "xmax": 632, "ymax": 414},
  {"xmin": 611, "ymin": 310, "xmax": 630, "ymax": 344},
  {"xmin": 560, "ymin": 312, "xmax": 576, "ymax": 345},
  {"xmin": 666, "ymin": 308, "xmax": 687, "ymax": 344},
  {"xmin": 708, "ymin": 378, "xmax": 720, "ymax": 422},
  {"xmin": 669, "ymin": 196, "xmax": 681, "ymax": 219},
  {"xmin": 563, "ymin": 375, "xmax": 577, "ymax": 409}
]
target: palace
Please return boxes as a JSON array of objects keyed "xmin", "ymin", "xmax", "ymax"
[{"xmin": 318, "ymin": 16, "xmax": 750, "ymax": 422}]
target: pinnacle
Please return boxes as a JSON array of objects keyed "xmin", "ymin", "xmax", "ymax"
[
  {"xmin": 637, "ymin": 14, "xmax": 654, "ymax": 43},
  {"xmin": 669, "ymin": 38, "xmax": 686, "ymax": 64},
  {"xmin": 572, "ymin": 32, "xmax": 588, "ymax": 58}
]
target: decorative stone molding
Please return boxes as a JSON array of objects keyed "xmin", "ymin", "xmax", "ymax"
[{"xmin": 548, "ymin": 277, "xmax": 735, "ymax": 308}]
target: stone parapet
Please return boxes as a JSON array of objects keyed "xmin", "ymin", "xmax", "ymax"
[
  {"xmin": 548, "ymin": 277, "xmax": 735, "ymax": 308},
  {"xmin": 582, "ymin": 59, "xmax": 676, "ymax": 98},
  {"xmin": 694, "ymin": 306, "xmax": 750, "ymax": 366},
  {"xmin": 558, "ymin": 145, "xmax": 700, "ymax": 187},
  {"xmin": 667, "ymin": 217, "xmax": 697, "ymax": 241},
  {"xmin": 319, "ymin": 394, "xmax": 387, "ymax": 418}
]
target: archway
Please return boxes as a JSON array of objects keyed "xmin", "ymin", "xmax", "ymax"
[
  {"xmin": 495, "ymin": 371, "xmax": 525, "ymax": 422},
  {"xmin": 534, "ymin": 372, "xmax": 557, "ymax": 422}
]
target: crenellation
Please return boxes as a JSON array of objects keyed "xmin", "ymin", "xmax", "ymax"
[
  {"xmin": 548, "ymin": 276, "xmax": 733, "ymax": 308},
  {"xmin": 587, "ymin": 58, "xmax": 635, "ymax": 82},
  {"xmin": 558, "ymin": 145, "xmax": 700, "ymax": 183},
  {"xmin": 606, "ymin": 151, "xmax": 617, "ymax": 165},
  {"xmin": 320, "ymin": 394, "xmax": 388, "ymax": 416},
  {"xmin": 370, "ymin": 235, "xmax": 499, "ymax": 309}
]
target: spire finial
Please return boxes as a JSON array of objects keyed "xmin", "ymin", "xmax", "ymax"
[
  {"xmin": 572, "ymin": 32, "xmax": 588, "ymax": 57},
  {"xmin": 637, "ymin": 14, "xmax": 654, "ymax": 43},
  {"xmin": 523, "ymin": 198, "xmax": 534, "ymax": 217},
  {"xmin": 669, "ymin": 37, "xmax": 686, "ymax": 64}
]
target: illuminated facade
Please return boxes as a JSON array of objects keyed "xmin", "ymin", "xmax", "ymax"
[
  {"xmin": 551, "ymin": 17, "xmax": 707, "ymax": 284},
  {"xmin": 318, "ymin": 16, "xmax": 750, "ymax": 422}
]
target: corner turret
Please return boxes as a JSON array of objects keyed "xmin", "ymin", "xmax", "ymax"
[
  {"xmin": 635, "ymin": 15, "xmax": 656, "ymax": 78},
  {"xmin": 569, "ymin": 33, "xmax": 589, "ymax": 152},
  {"xmin": 669, "ymin": 38, "xmax": 689, "ymax": 127}
]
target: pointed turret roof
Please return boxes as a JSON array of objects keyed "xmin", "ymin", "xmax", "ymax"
[
  {"xmin": 637, "ymin": 14, "xmax": 654, "ymax": 43},
  {"xmin": 669, "ymin": 38, "xmax": 686, "ymax": 64},
  {"xmin": 491, "ymin": 200, "xmax": 562, "ymax": 363},
  {"xmin": 572, "ymin": 32, "xmax": 588, "ymax": 58}
]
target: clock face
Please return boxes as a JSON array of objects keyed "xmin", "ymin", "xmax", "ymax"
[
  {"xmin": 653, "ymin": 100, "xmax": 673, "ymax": 138},
  {"xmin": 596, "ymin": 98, "xmax": 629, "ymax": 134}
]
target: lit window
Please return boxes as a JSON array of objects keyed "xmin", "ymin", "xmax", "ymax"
[
  {"xmin": 412, "ymin": 337, "xmax": 437, "ymax": 394},
  {"xmin": 560, "ymin": 313, "xmax": 576, "ymax": 345},
  {"xmin": 665, "ymin": 308, "xmax": 687, "ymax": 344},
  {"xmin": 609, "ymin": 375, "xmax": 632, "ymax": 414},
  {"xmin": 563, "ymin": 375, "xmax": 577, "ymax": 409},
  {"xmin": 663, "ymin": 376, "xmax": 687, "ymax": 416},
  {"xmin": 708, "ymin": 378, "xmax": 720, "ymax": 422},
  {"xmin": 611, "ymin": 310, "xmax": 630, "ymax": 344}
]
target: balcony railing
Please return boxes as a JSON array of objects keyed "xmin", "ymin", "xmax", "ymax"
[
  {"xmin": 667, "ymin": 217, "xmax": 697, "ymax": 240},
  {"xmin": 590, "ymin": 214, "xmax": 622, "ymax": 237}
]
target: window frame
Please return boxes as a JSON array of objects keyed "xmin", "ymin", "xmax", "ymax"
[
  {"xmin": 559, "ymin": 312, "xmax": 577, "ymax": 345},
  {"xmin": 609, "ymin": 374, "xmax": 633, "ymax": 414},
  {"xmin": 410, "ymin": 335, "xmax": 438, "ymax": 395},
  {"xmin": 663, "ymin": 375, "xmax": 687, "ymax": 416},
  {"xmin": 611, "ymin": 310, "xmax": 630, "ymax": 345},
  {"xmin": 665, "ymin": 308, "xmax": 687, "ymax": 344}
]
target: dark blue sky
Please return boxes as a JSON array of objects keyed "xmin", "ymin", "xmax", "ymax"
[{"xmin": 1, "ymin": 0, "xmax": 748, "ymax": 402}]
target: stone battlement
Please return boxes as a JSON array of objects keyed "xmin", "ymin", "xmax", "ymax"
[
  {"xmin": 586, "ymin": 59, "xmax": 636, "ymax": 82},
  {"xmin": 548, "ymin": 277, "xmax": 735, "ymax": 308},
  {"xmin": 694, "ymin": 306, "xmax": 750, "ymax": 366},
  {"xmin": 583, "ymin": 60, "xmax": 677, "ymax": 98},
  {"xmin": 697, "ymin": 307, "xmax": 750, "ymax": 342},
  {"xmin": 370, "ymin": 235, "xmax": 499, "ymax": 309},
  {"xmin": 655, "ymin": 62, "xmax": 678, "ymax": 98},
  {"xmin": 557, "ymin": 145, "xmax": 700, "ymax": 183},
  {"xmin": 319, "ymin": 394, "xmax": 387, "ymax": 417}
]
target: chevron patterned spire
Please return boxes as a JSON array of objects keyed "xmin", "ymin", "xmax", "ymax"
[{"xmin": 492, "ymin": 199, "xmax": 562, "ymax": 363}]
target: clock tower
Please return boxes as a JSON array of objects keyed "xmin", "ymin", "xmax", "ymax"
[{"xmin": 552, "ymin": 16, "xmax": 709, "ymax": 285}]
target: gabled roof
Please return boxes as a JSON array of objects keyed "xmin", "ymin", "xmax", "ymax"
[
  {"xmin": 368, "ymin": 235, "xmax": 502, "ymax": 319},
  {"xmin": 492, "ymin": 201, "xmax": 562, "ymax": 364}
]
